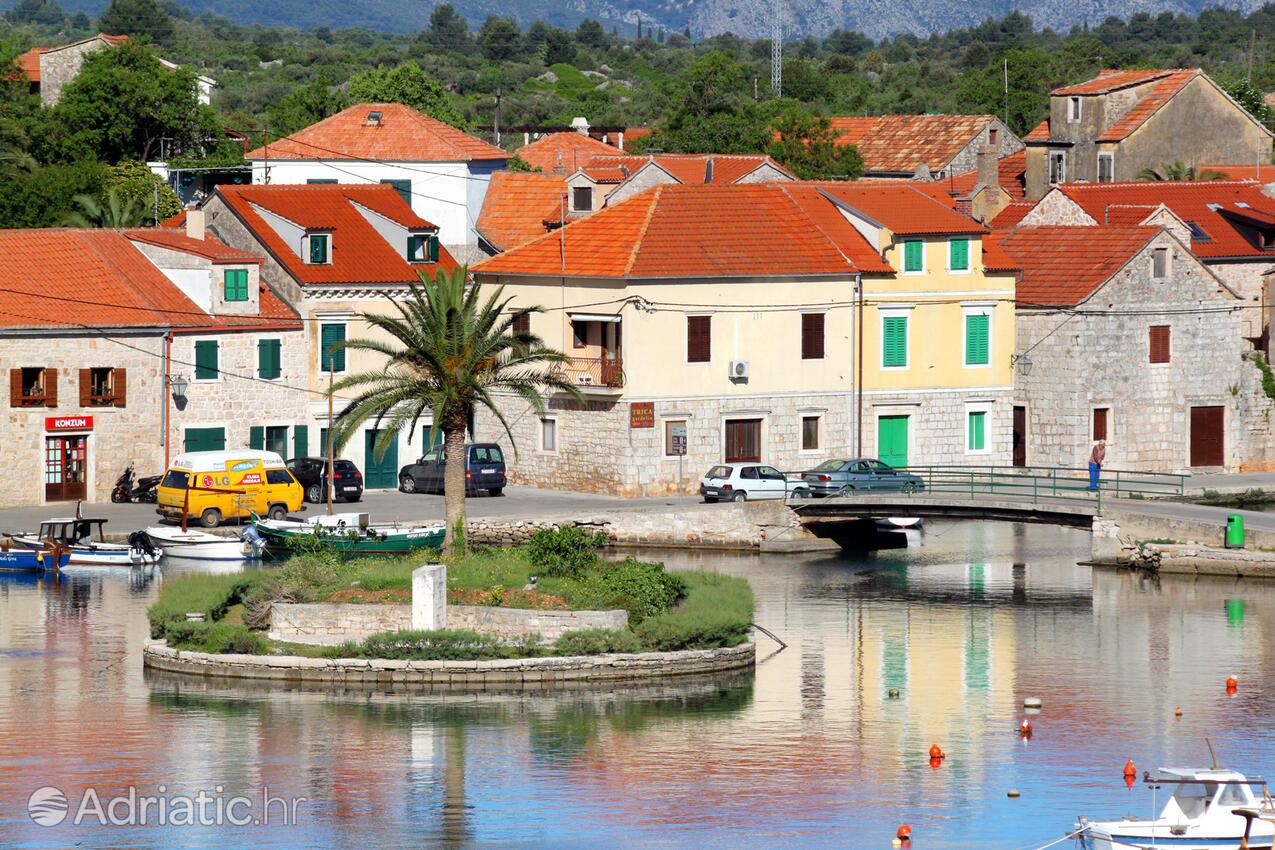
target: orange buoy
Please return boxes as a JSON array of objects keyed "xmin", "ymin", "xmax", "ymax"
[
  {"xmin": 1018, "ymin": 719, "xmax": 1033, "ymax": 736},
  {"xmin": 1123, "ymin": 759, "xmax": 1137, "ymax": 778},
  {"xmin": 1124, "ymin": 774, "xmax": 1136, "ymax": 791},
  {"xmin": 929, "ymin": 744, "xmax": 945, "ymax": 760},
  {"xmin": 929, "ymin": 756, "xmax": 944, "ymax": 770},
  {"xmin": 897, "ymin": 824, "xmax": 912, "ymax": 840},
  {"xmin": 1226, "ymin": 676, "xmax": 1238, "ymax": 691}
]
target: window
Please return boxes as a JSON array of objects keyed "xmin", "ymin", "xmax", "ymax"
[
  {"xmin": 988, "ymin": 127, "xmax": 999, "ymax": 146},
  {"xmin": 9, "ymin": 366, "xmax": 56, "ymax": 408},
  {"xmin": 540, "ymin": 417, "xmax": 557, "ymax": 452},
  {"xmin": 1186, "ymin": 220, "xmax": 1212, "ymax": 242},
  {"xmin": 965, "ymin": 313, "xmax": 990, "ymax": 366},
  {"xmin": 1152, "ymin": 246, "xmax": 1169, "ymax": 280},
  {"xmin": 307, "ymin": 179, "xmax": 338, "ymax": 185},
  {"xmin": 573, "ymin": 186, "xmax": 593, "ymax": 212},
  {"xmin": 802, "ymin": 415, "xmax": 820, "ymax": 451},
  {"xmin": 1049, "ymin": 151, "xmax": 1066, "ymax": 184},
  {"xmin": 258, "ymin": 338, "xmax": 281, "ymax": 380},
  {"xmin": 882, "ymin": 315, "xmax": 908, "ymax": 368},
  {"xmin": 320, "ymin": 323, "xmax": 346, "ymax": 373},
  {"xmin": 307, "ymin": 233, "xmax": 330, "ymax": 264},
  {"xmin": 1149, "ymin": 325, "xmax": 1171, "ymax": 364},
  {"xmin": 724, "ymin": 418, "xmax": 762, "ymax": 463},
  {"xmin": 801, "ymin": 313, "xmax": 825, "ymax": 360},
  {"xmin": 80, "ymin": 367, "xmax": 125, "ymax": 407},
  {"xmin": 572, "ymin": 319, "xmax": 588, "ymax": 348},
  {"xmin": 265, "ymin": 425, "xmax": 289, "ymax": 456},
  {"xmin": 194, "ymin": 340, "xmax": 219, "ymax": 380},
  {"xmin": 1097, "ymin": 153, "xmax": 1114, "ymax": 183},
  {"xmin": 902, "ymin": 239, "xmax": 924, "ymax": 273},
  {"xmin": 1093, "ymin": 407, "xmax": 1109, "ymax": 441},
  {"xmin": 968, "ymin": 411, "xmax": 986, "ymax": 452},
  {"xmin": 665, "ymin": 419, "xmax": 688, "ymax": 456},
  {"xmin": 1069, "ymin": 96, "xmax": 1081, "ymax": 122},
  {"xmin": 223, "ymin": 268, "xmax": 249, "ymax": 302},
  {"xmin": 380, "ymin": 179, "xmax": 412, "ymax": 206},
  {"xmin": 408, "ymin": 235, "xmax": 427, "ymax": 263},
  {"xmin": 949, "ymin": 238, "xmax": 970, "ymax": 272},
  {"xmin": 687, "ymin": 315, "xmax": 711, "ymax": 363},
  {"xmin": 512, "ymin": 311, "xmax": 530, "ymax": 334},
  {"xmin": 266, "ymin": 469, "xmax": 295, "ymax": 485}
]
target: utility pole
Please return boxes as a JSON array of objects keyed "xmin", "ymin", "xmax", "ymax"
[
  {"xmin": 494, "ymin": 89, "xmax": 502, "ymax": 146},
  {"xmin": 327, "ymin": 368, "xmax": 334, "ymax": 517},
  {"xmin": 770, "ymin": 0, "xmax": 782, "ymax": 96},
  {"xmin": 1004, "ymin": 58, "xmax": 1009, "ymax": 129}
]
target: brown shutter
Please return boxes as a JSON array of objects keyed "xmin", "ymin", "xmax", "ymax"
[
  {"xmin": 687, "ymin": 316, "xmax": 711, "ymax": 363},
  {"xmin": 1093, "ymin": 408, "xmax": 1108, "ymax": 441},
  {"xmin": 10, "ymin": 369, "xmax": 22, "ymax": 407},
  {"xmin": 1149, "ymin": 325, "xmax": 1171, "ymax": 363},
  {"xmin": 113, "ymin": 368, "xmax": 127, "ymax": 407},
  {"xmin": 801, "ymin": 313, "xmax": 825, "ymax": 360},
  {"xmin": 79, "ymin": 369, "xmax": 92, "ymax": 407},
  {"xmin": 44, "ymin": 367, "xmax": 57, "ymax": 407}
]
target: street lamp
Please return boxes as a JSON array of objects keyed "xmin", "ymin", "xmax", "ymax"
[
  {"xmin": 1010, "ymin": 353, "xmax": 1033, "ymax": 376},
  {"xmin": 169, "ymin": 373, "xmax": 189, "ymax": 400}
]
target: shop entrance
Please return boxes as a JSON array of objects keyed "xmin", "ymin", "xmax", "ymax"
[{"xmin": 45, "ymin": 435, "xmax": 87, "ymax": 502}]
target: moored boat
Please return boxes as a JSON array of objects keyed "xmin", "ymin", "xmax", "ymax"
[
  {"xmin": 140, "ymin": 527, "xmax": 265, "ymax": 562},
  {"xmin": 0, "ymin": 543, "xmax": 72, "ymax": 572},
  {"xmin": 251, "ymin": 512, "xmax": 445, "ymax": 556},
  {"xmin": 8, "ymin": 516, "xmax": 161, "ymax": 566}
]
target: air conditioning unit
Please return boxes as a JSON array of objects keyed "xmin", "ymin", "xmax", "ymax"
[{"xmin": 729, "ymin": 360, "xmax": 750, "ymax": 380}]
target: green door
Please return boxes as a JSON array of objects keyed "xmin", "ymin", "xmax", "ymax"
[
  {"xmin": 364, "ymin": 429, "xmax": 398, "ymax": 489},
  {"xmin": 184, "ymin": 427, "xmax": 226, "ymax": 453},
  {"xmin": 877, "ymin": 416, "xmax": 909, "ymax": 469}
]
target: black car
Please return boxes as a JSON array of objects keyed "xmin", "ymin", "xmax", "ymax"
[
  {"xmin": 286, "ymin": 457, "xmax": 364, "ymax": 503},
  {"xmin": 399, "ymin": 443, "xmax": 506, "ymax": 496}
]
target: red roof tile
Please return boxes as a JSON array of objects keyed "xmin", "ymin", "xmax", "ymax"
[
  {"xmin": 829, "ymin": 114, "xmax": 997, "ymax": 174},
  {"xmin": 245, "ymin": 103, "xmax": 508, "ymax": 162},
  {"xmin": 947, "ymin": 151, "xmax": 1027, "ymax": 200},
  {"xmin": 1201, "ymin": 164, "xmax": 1275, "ymax": 182},
  {"xmin": 126, "ymin": 229, "xmax": 263, "ymax": 264},
  {"xmin": 989, "ymin": 201, "xmax": 1035, "ymax": 229},
  {"xmin": 579, "ymin": 165, "xmax": 632, "ymax": 184},
  {"xmin": 215, "ymin": 184, "xmax": 459, "ymax": 286},
  {"xmin": 473, "ymin": 183, "xmax": 892, "ymax": 280},
  {"xmin": 1097, "ymin": 70, "xmax": 1197, "ymax": 142},
  {"xmin": 477, "ymin": 171, "xmax": 566, "ymax": 251},
  {"xmin": 1024, "ymin": 120, "xmax": 1050, "ymax": 142},
  {"xmin": 1053, "ymin": 181, "xmax": 1275, "ymax": 259},
  {"xmin": 810, "ymin": 182, "xmax": 987, "ymax": 235},
  {"xmin": 999, "ymin": 225, "xmax": 1159, "ymax": 306},
  {"xmin": 516, "ymin": 132, "xmax": 620, "ymax": 173},
  {"xmin": 579, "ymin": 153, "xmax": 791, "ymax": 185},
  {"xmin": 980, "ymin": 232, "xmax": 1020, "ymax": 272},
  {"xmin": 160, "ymin": 210, "xmax": 187, "ymax": 228},
  {"xmin": 14, "ymin": 47, "xmax": 46, "ymax": 82},
  {"xmin": 1053, "ymin": 69, "xmax": 1183, "ymax": 96}
]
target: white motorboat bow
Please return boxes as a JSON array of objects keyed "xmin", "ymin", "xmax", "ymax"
[
  {"xmin": 1078, "ymin": 767, "xmax": 1275, "ymax": 850},
  {"xmin": 140, "ymin": 526, "xmax": 265, "ymax": 561}
]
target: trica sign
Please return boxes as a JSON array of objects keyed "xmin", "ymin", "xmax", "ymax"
[{"xmin": 45, "ymin": 416, "xmax": 93, "ymax": 431}]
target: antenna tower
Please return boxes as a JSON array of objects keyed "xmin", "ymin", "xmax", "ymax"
[{"xmin": 770, "ymin": 0, "xmax": 782, "ymax": 95}]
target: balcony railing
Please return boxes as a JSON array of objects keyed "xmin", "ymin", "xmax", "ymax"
[{"xmin": 561, "ymin": 355, "xmax": 624, "ymax": 389}]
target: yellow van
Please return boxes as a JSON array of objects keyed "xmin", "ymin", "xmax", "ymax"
[{"xmin": 157, "ymin": 450, "xmax": 305, "ymax": 527}]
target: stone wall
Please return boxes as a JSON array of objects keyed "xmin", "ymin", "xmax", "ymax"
[
  {"xmin": 859, "ymin": 389, "xmax": 1014, "ymax": 466},
  {"xmin": 944, "ymin": 117, "xmax": 1025, "ymax": 177},
  {"xmin": 271, "ymin": 602, "xmax": 627, "ymax": 644},
  {"xmin": 448, "ymin": 605, "xmax": 626, "ymax": 641},
  {"xmin": 38, "ymin": 39, "xmax": 106, "ymax": 105}
]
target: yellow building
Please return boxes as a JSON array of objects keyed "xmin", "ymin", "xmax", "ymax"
[{"xmin": 472, "ymin": 183, "xmax": 1016, "ymax": 496}]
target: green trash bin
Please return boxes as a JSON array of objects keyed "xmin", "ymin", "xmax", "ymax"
[{"xmin": 1226, "ymin": 514, "xmax": 1245, "ymax": 549}]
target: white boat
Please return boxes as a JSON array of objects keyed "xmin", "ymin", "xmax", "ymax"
[
  {"xmin": 1078, "ymin": 768, "xmax": 1275, "ymax": 850},
  {"xmin": 141, "ymin": 527, "xmax": 265, "ymax": 562},
  {"xmin": 9, "ymin": 517, "xmax": 160, "ymax": 566}
]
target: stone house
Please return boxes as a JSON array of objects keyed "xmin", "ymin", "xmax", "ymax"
[
  {"xmin": 1023, "ymin": 69, "xmax": 1273, "ymax": 200},
  {"xmin": 199, "ymin": 183, "xmax": 460, "ymax": 489},
  {"xmin": 245, "ymin": 103, "xmax": 508, "ymax": 264},
  {"xmin": 472, "ymin": 182, "xmax": 1016, "ymax": 496},
  {"xmin": 15, "ymin": 33, "xmax": 215, "ymax": 106},
  {"xmin": 0, "ymin": 225, "xmax": 305, "ymax": 508},
  {"xmin": 997, "ymin": 224, "xmax": 1269, "ymax": 472},
  {"xmin": 829, "ymin": 114, "xmax": 1024, "ymax": 180},
  {"xmin": 1018, "ymin": 180, "xmax": 1275, "ymax": 349}
]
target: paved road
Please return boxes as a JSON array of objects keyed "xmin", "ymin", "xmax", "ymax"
[{"xmin": 0, "ymin": 487, "xmax": 705, "ymax": 535}]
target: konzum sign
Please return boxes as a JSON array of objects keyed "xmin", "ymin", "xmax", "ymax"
[{"xmin": 45, "ymin": 416, "xmax": 94, "ymax": 431}]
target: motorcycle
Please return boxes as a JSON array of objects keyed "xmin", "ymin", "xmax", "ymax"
[{"xmin": 111, "ymin": 465, "xmax": 161, "ymax": 504}]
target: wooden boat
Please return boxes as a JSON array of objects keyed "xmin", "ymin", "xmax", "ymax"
[
  {"xmin": 8, "ymin": 515, "xmax": 161, "ymax": 566},
  {"xmin": 0, "ymin": 543, "xmax": 71, "ymax": 572},
  {"xmin": 140, "ymin": 526, "xmax": 265, "ymax": 562},
  {"xmin": 250, "ymin": 512, "xmax": 445, "ymax": 556}
]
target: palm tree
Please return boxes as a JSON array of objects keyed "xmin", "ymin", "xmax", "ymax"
[
  {"xmin": 1137, "ymin": 161, "xmax": 1227, "ymax": 181},
  {"xmin": 62, "ymin": 188, "xmax": 149, "ymax": 228},
  {"xmin": 327, "ymin": 266, "xmax": 580, "ymax": 554}
]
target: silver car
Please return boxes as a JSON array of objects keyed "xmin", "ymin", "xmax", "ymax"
[{"xmin": 798, "ymin": 458, "xmax": 924, "ymax": 497}]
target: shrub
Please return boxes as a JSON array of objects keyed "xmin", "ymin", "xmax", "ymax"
[
  {"xmin": 570, "ymin": 557, "xmax": 686, "ymax": 624},
  {"xmin": 328, "ymin": 629, "xmax": 542, "ymax": 661},
  {"xmin": 164, "ymin": 621, "xmax": 266, "ymax": 655},
  {"xmin": 147, "ymin": 573, "xmax": 259, "ymax": 639},
  {"xmin": 527, "ymin": 525, "xmax": 609, "ymax": 578},
  {"xmin": 635, "ymin": 572, "xmax": 754, "ymax": 651},
  {"xmin": 554, "ymin": 628, "xmax": 643, "ymax": 656}
]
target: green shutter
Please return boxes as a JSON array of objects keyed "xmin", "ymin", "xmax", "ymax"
[
  {"xmin": 883, "ymin": 316, "xmax": 908, "ymax": 368},
  {"xmin": 968, "ymin": 411, "xmax": 985, "ymax": 451},
  {"xmin": 294, "ymin": 425, "xmax": 309, "ymax": 458},
  {"xmin": 965, "ymin": 314, "xmax": 990, "ymax": 366},
  {"xmin": 184, "ymin": 427, "xmax": 225, "ymax": 452},
  {"xmin": 224, "ymin": 269, "xmax": 248, "ymax": 302},
  {"xmin": 904, "ymin": 240, "xmax": 923, "ymax": 272},
  {"xmin": 249, "ymin": 425, "xmax": 264, "ymax": 450},
  {"xmin": 950, "ymin": 238, "xmax": 969, "ymax": 271},
  {"xmin": 194, "ymin": 340, "xmax": 218, "ymax": 379},
  {"xmin": 257, "ymin": 339, "xmax": 281, "ymax": 379},
  {"xmin": 309, "ymin": 234, "xmax": 328, "ymax": 264},
  {"xmin": 428, "ymin": 235, "xmax": 440, "ymax": 263},
  {"xmin": 381, "ymin": 179, "xmax": 412, "ymax": 205},
  {"xmin": 319, "ymin": 427, "xmax": 329, "ymax": 456},
  {"xmin": 320, "ymin": 323, "xmax": 345, "ymax": 372}
]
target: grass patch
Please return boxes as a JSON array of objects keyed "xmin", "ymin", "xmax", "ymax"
[
  {"xmin": 163, "ymin": 621, "xmax": 267, "ymax": 655},
  {"xmin": 146, "ymin": 573, "xmax": 261, "ymax": 639},
  {"xmin": 635, "ymin": 572, "xmax": 754, "ymax": 651}
]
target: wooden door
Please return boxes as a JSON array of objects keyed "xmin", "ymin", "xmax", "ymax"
[
  {"xmin": 877, "ymin": 416, "xmax": 909, "ymax": 468},
  {"xmin": 1189, "ymin": 406, "xmax": 1225, "ymax": 467},
  {"xmin": 44, "ymin": 436, "xmax": 87, "ymax": 502},
  {"xmin": 724, "ymin": 419, "xmax": 761, "ymax": 463},
  {"xmin": 1012, "ymin": 406, "xmax": 1026, "ymax": 467}
]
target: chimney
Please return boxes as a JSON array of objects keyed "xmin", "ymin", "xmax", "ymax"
[
  {"xmin": 976, "ymin": 145, "xmax": 998, "ymax": 191},
  {"xmin": 185, "ymin": 207, "xmax": 205, "ymax": 241},
  {"xmin": 571, "ymin": 116, "xmax": 590, "ymax": 136}
]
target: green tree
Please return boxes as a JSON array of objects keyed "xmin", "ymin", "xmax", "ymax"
[
  {"xmin": 955, "ymin": 48, "xmax": 1054, "ymax": 135},
  {"xmin": 267, "ymin": 77, "xmax": 347, "ymax": 137},
  {"xmin": 97, "ymin": 0, "xmax": 175, "ymax": 47},
  {"xmin": 480, "ymin": 16, "xmax": 522, "ymax": 62},
  {"xmin": 663, "ymin": 52, "xmax": 770, "ymax": 153},
  {"xmin": 543, "ymin": 29, "xmax": 576, "ymax": 66},
  {"xmin": 0, "ymin": 161, "xmax": 106, "ymax": 228},
  {"xmin": 48, "ymin": 42, "xmax": 219, "ymax": 163},
  {"xmin": 347, "ymin": 62, "xmax": 465, "ymax": 128},
  {"xmin": 1137, "ymin": 161, "xmax": 1227, "ymax": 180},
  {"xmin": 423, "ymin": 4, "xmax": 470, "ymax": 53},
  {"xmin": 327, "ymin": 268, "xmax": 579, "ymax": 554},
  {"xmin": 576, "ymin": 19, "xmax": 607, "ymax": 50},
  {"xmin": 1220, "ymin": 76, "xmax": 1272, "ymax": 123},
  {"xmin": 102, "ymin": 160, "xmax": 182, "ymax": 223},
  {"xmin": 766, "ymin": 109, "xmax": 865, "ymax": 179},
  {"xmin": 62, "ymin": 187, "xmax": 149, "ymax": 227},
  {"xmin": 5, "ymin": 0, "xmax": 66, "ymax": 26}
]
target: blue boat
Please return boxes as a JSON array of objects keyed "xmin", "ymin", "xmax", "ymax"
[{"xmin": 0, "ymin": 547, "xmax": 72, "ymax": 572}]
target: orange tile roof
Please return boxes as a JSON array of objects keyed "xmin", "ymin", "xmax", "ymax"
[
  {"xmin": 1024, "ymin": 120, "xmax": 1050, "ymax": 142},
  {"xmin": 476, "ymin": 171, "xmax": 566, "ymax": 251},
  {"xmin": 579, "ymin": 153, "xmax": 791, "ymax": 185},
  {"xmin": 14, "ymin": 48, "xmax": 46, "ymax": 82},
  {"xmin": 989, "ymin": 201, "xmax": 1035, "ymax": 229},
  {"xmin": 215, "ymin": 184, "xmax": 459, "ymax": 286},
  {"xmin": 947, "ymin": 151, "xmax": 1027, "ymax": 200},
  {"xmin": 980, "ymin": 233, "xmax": 1020, "ymax": 272},
  {"xmin": 0, "ymin": 229, "xmax": 299, "ymax": 331},
  {"xmin": 999, "ymin": 225, "xmax": 1159, "ymax": 306},
  {"xmin": 244, "ymin": 103, "xmax": 508, "ymax": 162},
  {"xmin": 1053, "ymin": 69, "xmax": 1183, "ymax": 96},
  {"xmin": 829, "ymin": 114, "xmax": 996, "ymax": 174},
  {"xmin": 1097, "ymin": 70, "xmax": 1197, "ymax": 142},
  {"xmin": 473, "ymin": 183, "xmax": 893, "ymax": 280},
  {"xmin": 1199, "ymin": 163, "xmax": 1275, "ymax": 182},
  {"xmin": 579, "ymin": 165, "xmax": 632, "ymax": 183},
  {"xmin": 126, "ymin": 228, "xmax": 263, "ymax": 264},
  {"xmin": 160, "ymin": 210, "xmax": 187, "ymax": 228},
  {"xmin": 1053, "ymin": 180, "xmax": 1275, "ymax": 259},
  {"xmin": 516, "ymin": 132, "xmax": 620, "ymax": 173},
  {"xmin": 810, "ymin": 182, "xmax": 987, "ymax": 235}
]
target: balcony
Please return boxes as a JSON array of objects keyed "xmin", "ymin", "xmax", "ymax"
[{"xmin": 560, "ymin": 355, "xmax": 624, "ymax": 393}]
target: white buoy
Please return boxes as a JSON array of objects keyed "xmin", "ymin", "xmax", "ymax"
[{"xmin": 1023, "ymin": 697, "xmax": 1042, "ymax": 709}]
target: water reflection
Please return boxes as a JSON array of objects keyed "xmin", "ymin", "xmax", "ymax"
[{"xmin": 0, "ymin": 521, "xmax": 1271, "ymax": 849}]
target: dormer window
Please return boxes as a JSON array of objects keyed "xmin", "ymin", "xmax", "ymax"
[
  {"xmin": 1069, "ymin": 96, "xmax": 1081, "ymax": 122},
  {"xmin": 307, "ymin": 232, "xmax": 331, "ymax": 264},
  {"xmin": 366, "ymin": 110, "xmax": 383, "ymax": 126},
  {"xmin": 573, "ymin": 186, "xmax": 593, "ymax": 212},
  {"xmin": 408, "ymin": 234, "xmax": 439, "ymax": 263},
  {"xmin": 223, "ymin": 268, "xmax": 249, "ymax": 301}
]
